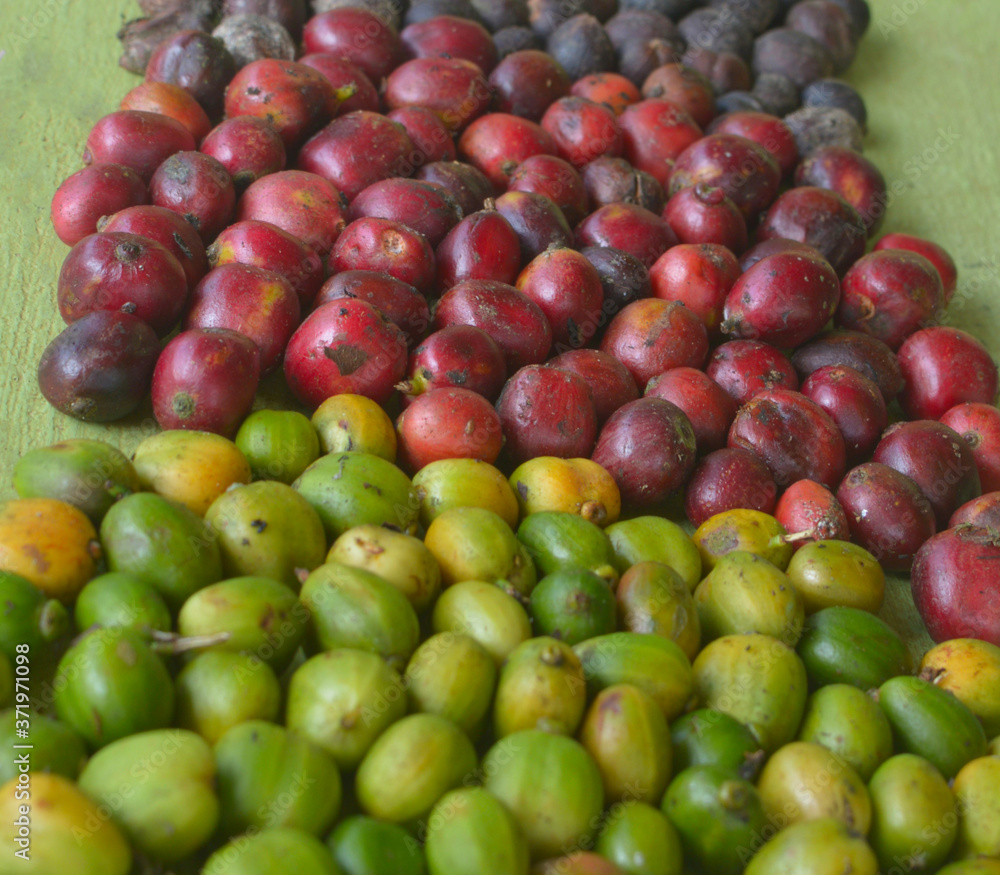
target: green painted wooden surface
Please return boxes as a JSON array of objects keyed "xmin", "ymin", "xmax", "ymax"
[{"xmin": 0, "ymin": 0, "xmax": 997, "ymax": 658}]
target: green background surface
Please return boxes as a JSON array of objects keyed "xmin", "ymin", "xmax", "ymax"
[{"xmin": 0, "ymin": 0, "xmax": 997, "ymax": 658}]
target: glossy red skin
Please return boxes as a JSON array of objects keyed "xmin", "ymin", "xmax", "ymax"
[
  {"xmin": 199, "ymin": 116, "xmax": 287, "ymax": 193},
  {"xmin": 722, "ymin": 250, "xmax": 841, "ymax": 349},
  {"xmin": 546, "ymin": 349, "xmax": 639, "ymax": 426},
  {"xmin": 794, "ymin": 147, "xmax": 887, "ymax": 236},
  {"xmin": 669, "ymin": 133, "xmax": 782, "ymax": 222},
  {"xmin": 415, "ymin": 161, "xmax": 493, "ymax": 215},
  {"xmin": 640, "ymin": 64, "xmax": 715, "ymax": 129},
  {"xmin": 401, "ymin": 325, "xmax": 507, "ymax": 401},
  {"xmin": 314, "ymin": 270, "xmax": 429, "ymax": 348},
  {"xmin": 348, "ymin": 178, "xmax": 462, "ymax": 248},
  {"xmin": 739, "ymin": 237, "xmax": 824, "ymax": 272},
  {"xmin": 836, "ymin": 250, "xmax": 946, "ymax": 351},
  {"xmin": 775, "ymin": 479, "xmax": 850, "ymax": 546},
  {"xmin": 645, "ymin": 367, "xmax": 736, "ymax": 454},
  {"xmin": 299, "ymin": 54, "xmax": 381, "ymax": 117},
  {"xmin": 121, "ymin": 81, "xmax": 213, "ymax": 141},
  {"xmin": 330, "ymin": 217, "xmax": 436, "ymax": 294},
  {"xmin": 515, "ymin": 248, "xmax": 605, "ymax": 349},
  {"xmin": 385, "ymin": 57, "xmax": 493, "ymax": 134},
  {"xmin": 208, "ymin": 219, "xmax": 324, "ymax": 308},
  {"xmin": 728, "ymin": 389, "xmax": 846, "ymax": 490},
  {"xmin": 707, "ymin": 340, "xmax": 799, "ymax": 407},
  {"xmin": 435, "ymin": 209, "xmax": 521, "ymax": 290},
  {"xmin": 144, "ymin": 30, "xmax": 237, "ymax": 119},
  {"xmin": 302, "ymin": 8, "xmax": 407, "ymax": 83},
  {"xmin": 836, "ymin": 462, "xmax": 936, "ymax": 572},
  {"xmin": 949, "ymin": 492, "xmax": 1000, "ymax": 529},
  {"xmin": 184, "ymin": 264, "xmax": 299, "ymax": 372},
  {"xmin": 99, "ymin": 204, "xmax": 208, "ymax": 289},
  {"xmin": 540, "ymin": 97, "xmax": 625, "ymax": 169},
  {"xmin": 493, "ymin": 191, "xmax": 574, "ymax": 264},
  {"xmin": 386, "ymin": 107, "xmax": 458, "ymax": 165},
  {"xmin": 619, "ymin": 99, "xmax": 703, "ymax": 188},
  {"xmin": 650, "ymin": 243, "xmax": 740, "ymax": 338},
  {"xmin": 152, "ymin": 328, "xmax": 260, "ymax": 436},
  {"xmin": 941, "ymin": 403, "xmax": 1000, "ymax": 495},
  {"xmin": 599, "ymin": 298, "xmax": 709, "ymax": 391},
  {"xmin": 224, "ymin": 59, "xmax": 342, "ymax": 150},
  {"xmin": 458, "ymin": 113, "xmax": 558, "ymax": 191},
  {"xmin": 570, "ymin": 72, "xmax": 641, "ymax": 116},
  {"xmin": 236, "ymin": 170, "xmax": 347, "ymax": 256},
  {"xmin": 580, "ymin": 246, "xmax": 652, "ymax": 316},
  {"xmin": 707, "ymin": 112, "xmax": 799, "ymax": 178},
  {"xmin": 149, "ymin": 151, "xmax": 236, "ymax": 244},
  {"xmin": 898, "ymin": 327, "xmax": 999, "ymax": 421},
  {"xmin": 801, "ymin": 365, "xmax": 887, "ymax": 464},
  {"xmin": 575, "ymin": 203, "xmax": 678, "ymax": 269},
  {"xmin": 874, "ymin": 234, "xmax": 957, "ymax": 303},
  {"xmin": 791, "ymin": 329, "xmax": 904, "ymax": 404},
  {"xmin": 284, "ymin": 299, "xmax": 407, "ymax": 407},
  {"xmin": 507, "ymin": 155, "xmax": 589, "ymax": 226},
  {"xmin": 873, "ymin": 420, "xmax": 982, "ymax": 530},
  {"xmin": 298, "ymin": 111, "xmax": 416, "ymax": 204},
  {"xmin": 684, "ymin": 447, "xmax": 778, "ymax": 528},
  {"xmin": 496, "ymin": 365, "xmax": 598, "ymax": 465},
  {"xmin": 758, "ymin": 186, "xmax": 867, "ymax": 277},
  {"xmin": 37, "ymin": 311, "xmax": 160, "ymax": 422},
  {"xmin": 397, "ymin": 387, "xmax": 504, "ymax": 470},
  {"xmin": 592, "ymin": 396, "xmax": 697, "ymax": 507},
  {"xmin": 580, "ymin": 157, "xmax": 665, "ymax": 215},
  {"xmin": 911, "ymin": 526, "xmax": 1000, "ymax": 646},
  {"xmin": 401, "ymin": 15, "xmax": 498, "ymax": 74},
  {"xmin": 83, "ymin": 111, "xmax": 197, "ymax": 183},
  {"xmin": 432, "ymin": 279, "xmax": 552, "ymax": 371},
  {"xmin": 57, "ymin": 232, "xmax": 187, "ymax": 337},
  {"xmin": 662, "ymin": 184, "xmax": 747, "ymax": 254},
  {"xmin": 488, "ymin": 50, "xmax": 569, "ymax": 121},
  {"xmin": 51, "ymin": 164, "xmax": 148, "ymax": 247}
]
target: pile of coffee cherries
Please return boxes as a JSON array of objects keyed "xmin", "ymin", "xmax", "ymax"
[{"xmin": 44, "ymin": 0, "xmax": 1000, "ymax": 643}]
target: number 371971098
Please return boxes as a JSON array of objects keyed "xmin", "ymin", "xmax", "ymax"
[{"xmin": 13, "ymin": 643, "xmax": 30, "ymax": 727}]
